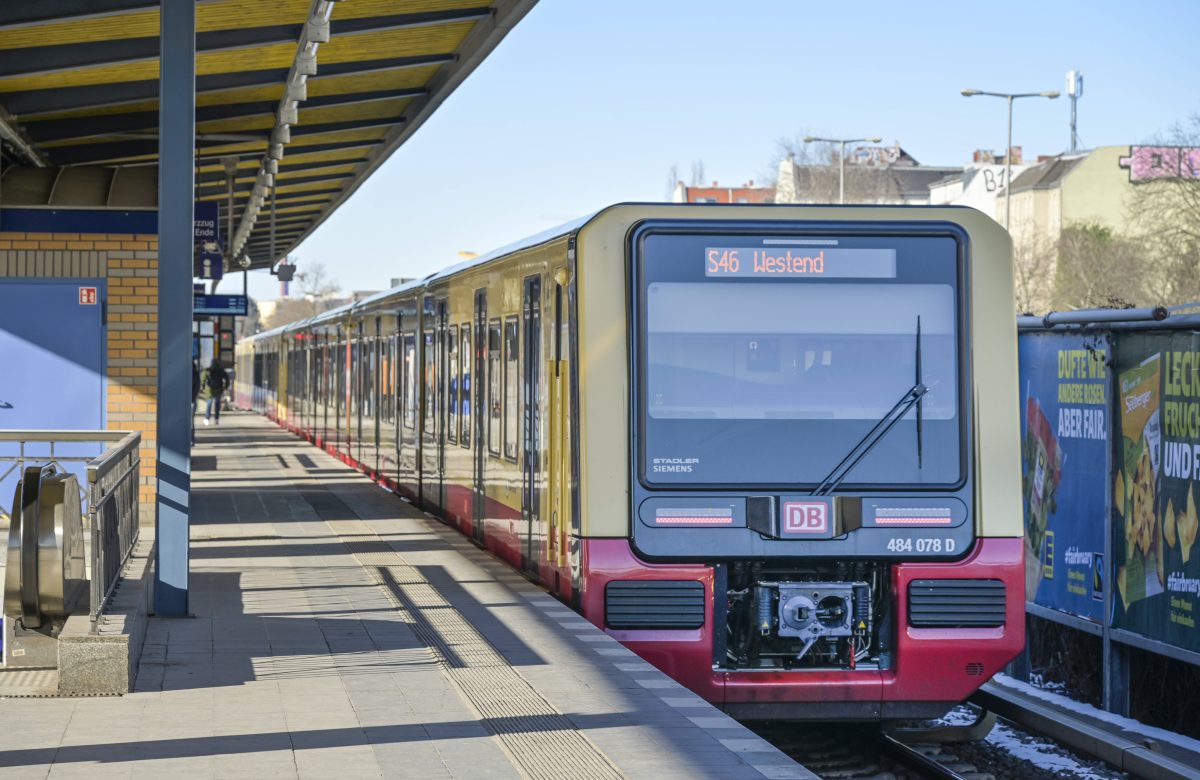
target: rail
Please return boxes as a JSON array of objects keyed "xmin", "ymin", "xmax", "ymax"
[{"xmin": 0, "ymin": 430, "xmax": 141, "ymax": 627}]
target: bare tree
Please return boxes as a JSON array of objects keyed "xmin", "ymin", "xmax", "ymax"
[
  {"xmin": 1011, "ymin": 232, "xmax": 1057, "ymax": 314},
  {"xmin": 1126, "ymin": 112, "xmax": 1200, "ymax": 306},
  {"xmin": 261, "ymin": 261, "xmax": 344, "ymax": 329},
  {"xmin": 690, "ymin": 158, "xmax": 706, "ymax": 187},
  {"xmin": 665, "ymin": 163, "xmax": 680, "ymax": 201},
  {"xmin": 769, "ymin": 133, "xmax": 901, "ymax": 204},
  {"xmin": 238, "ymin": 297, "xmax": 261, "ymax": 338},
  {"xmin": 296, "ymin": 261, "xmax": 340, "ymax": 301},
  {"xmin": 1053, "ymin": 224, "xmax": 1148, "ymax": 310}
]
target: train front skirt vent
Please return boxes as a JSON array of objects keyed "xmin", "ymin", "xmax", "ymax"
[
  {"xmin": 605, "ymin": 580, "xmax": 705, "ymax": 630},
  {"xmin": 907, "ymin": 578, "xmax": 1006, "ymax": 628}
]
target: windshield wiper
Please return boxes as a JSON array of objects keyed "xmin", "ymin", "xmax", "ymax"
[
  {"xmin": 916, "ymin": 315, "xmax": 924, "ymax": 469},
  {"xmin": 814, "ymin": 317, "xmax": 927, "ymax": 496}
]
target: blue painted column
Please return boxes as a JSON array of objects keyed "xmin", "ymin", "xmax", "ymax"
[{"xmin": 154, "ymin": 0, "xmax": 195, "ymax": 616}]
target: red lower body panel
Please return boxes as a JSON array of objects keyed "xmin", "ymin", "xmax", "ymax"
[{"xmin": 580, "ymin": 537, "xmax": 1024, "ymax": 719}]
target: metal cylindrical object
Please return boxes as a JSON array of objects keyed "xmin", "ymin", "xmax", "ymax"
[
  {"xmin": 754, "ymin": 586, "xmax": 773, "ymax": 636},
  {"xmin": 3, "ymin": 465, "xmax": 86, "ymax": 630}
]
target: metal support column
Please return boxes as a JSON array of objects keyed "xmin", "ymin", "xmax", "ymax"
[
  {"xmin": 1101, "ymin": 329, "xmax": 1130, "ymax": 715},
  {"xmin": 154, "ymin": 0, "xmax": 196, "ymax": 616}
]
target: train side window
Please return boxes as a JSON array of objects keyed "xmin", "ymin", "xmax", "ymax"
[
  {"xmin": 448, "ymin": 325, "xmax": 459, "ymax": 444},
  {"xmin": 461, "ymin": 324, "xmax": 471, "ymax": 449},
  {"xmin": 488, "ymin": 320, "xmax": 501, "ymax": 456},
  {"xmin": 403, "ymin": 333, "xmax": 416, "ymax": 429},
  {"xmin": 503, "ymin": 315, "xmax": 519, "ymax": 461}
]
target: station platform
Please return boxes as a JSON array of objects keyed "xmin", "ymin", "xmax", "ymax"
[{"xmin": 0, "ymin": 412, "xmax": 810, "ymax": 780}]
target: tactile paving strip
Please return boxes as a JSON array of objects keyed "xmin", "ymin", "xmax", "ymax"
[
  {"xmin": 0, "ymin": 668, "xmax": 118, "ymax": 698},
  {"xmin": 326, "ymin": 518, "xmax": 624, "ymax": 780}
]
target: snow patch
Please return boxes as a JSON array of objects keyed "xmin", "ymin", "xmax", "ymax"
[
  {"xmin": 993, "ymin": 673, "xmax": 1200, "ymax": 755},
  {"xmin": 986, "ymin": 721, "xmax": 1121, "ymax": 780},
  {"xmin": 935, "ymin": 704, "xmax": 983, "ymax": 727}
]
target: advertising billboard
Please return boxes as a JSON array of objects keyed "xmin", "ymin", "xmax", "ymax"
[
  {"xmin": 1019, "ymin": 332, "xmax": 1109, "ymax": 622},
  {"xmin": 1113, "ymin": 333, "xmax": 1200, "ymax": 653}
]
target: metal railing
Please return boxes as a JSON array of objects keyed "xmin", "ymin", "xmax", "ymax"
[{"xmin": 0, "ymin": 430, "xmax": 141, "ymax": 627}]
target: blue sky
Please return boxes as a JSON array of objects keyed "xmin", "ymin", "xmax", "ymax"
[{"xmin": 252, "ymin": 0, "xmax": 1200, "ymax": 301}]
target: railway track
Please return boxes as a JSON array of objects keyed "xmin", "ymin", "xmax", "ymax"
[{"xmin": 753, "ymin": 723, "xmax": 991, "ymax": 780}]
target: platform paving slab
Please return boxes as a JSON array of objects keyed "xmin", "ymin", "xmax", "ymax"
[{"xmin": 0, "ymin": 412, "xmax": 813, "ymax": 780}]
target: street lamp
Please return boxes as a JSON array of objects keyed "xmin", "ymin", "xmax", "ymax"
[
  {"xmin": 961, "ymin": 88, "xmax": 1060, "ymax": 231},
  {"xmin": 802, "ymin": 135, "xmax": 883, "ymax": 203}
]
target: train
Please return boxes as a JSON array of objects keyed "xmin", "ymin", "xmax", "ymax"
[{"xmin": 235, "ymin": 203, "xmax": 1025, "ymax": 720}]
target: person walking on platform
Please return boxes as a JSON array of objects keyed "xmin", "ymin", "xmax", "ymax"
[
  {"xmin": 200, "ymin": 360, "xmax": 228, "ymax": 426},
  {"xmin": 191, "ymin": 361, "xmax": 201, "ymax": 443}
]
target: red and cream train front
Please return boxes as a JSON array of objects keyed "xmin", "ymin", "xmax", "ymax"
[{"xmin": 235, "ymin": 203, "xmax": 1024, "ymax": 720}]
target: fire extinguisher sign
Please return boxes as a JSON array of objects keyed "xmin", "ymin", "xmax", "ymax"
[{"xmin": 78, "ymin": 287, "xmax": 97, "ymax": 305}]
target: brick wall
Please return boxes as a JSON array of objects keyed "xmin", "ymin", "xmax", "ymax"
[{"xmin": 0, "ymin": 231, "xmax": 160, "ymax": 522}]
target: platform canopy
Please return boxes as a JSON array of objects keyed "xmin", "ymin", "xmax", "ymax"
[{"xmin": 0, "ymin": 0, "xmax": 534, "ymax": 267}]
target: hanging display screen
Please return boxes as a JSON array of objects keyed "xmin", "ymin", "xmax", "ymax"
[{"xmin": 704, "ymin": 245, "xmax": 896, "ymax": 278}]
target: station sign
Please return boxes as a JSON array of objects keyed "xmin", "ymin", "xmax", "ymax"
[
  {"xmin": 194, "ymin": 202, "xmax": 218, "ymax": 241},
  {"xmin": 194, "ymin": 202, "xmax": 223, "ymax": 281},
  {"xmin": 194, "ymin": 293, "xmax": 247, "ymax": 316}
]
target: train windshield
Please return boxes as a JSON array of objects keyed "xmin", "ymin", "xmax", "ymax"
[{"xmin": 638, "ymin": 230, "xmax": 965, "ymax": 488}]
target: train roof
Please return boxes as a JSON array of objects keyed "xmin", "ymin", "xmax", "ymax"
[
  {"xmin": 260, "ymin": 211, "xmax": 597, "ymax": 339},
  {"xmin": 423, "ymin": 212, "xmax": 595, "ymax": 285},
  {"xmin": 244, "ymin": 203, "xmax": 993, "ymax": 343}
]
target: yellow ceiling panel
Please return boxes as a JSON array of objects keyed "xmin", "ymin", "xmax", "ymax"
[
  {"xmin": 215, "ymin": 162, "xmax": 359, "ymax": 188},
  {"xmin": 297, "ymin": 97, "xmax": 412, "ymax": 125},
  {"xmin": 0, "ymin": 40, "xmax": 294, "ymax": 93},
  {"xmin": 22, "ymin": 64, "xmax": 442, "ymax": 122},
  {"xmin": 307, "ymin": 65, "xmax": 442, "ymax": 97},
  {"xmin": 271, "ymin": 203, "xmax": 328, "ymax": 215},
  {"xmin": 333, "ymin": 0, "xmax": 493, "ymax": 22},
  {"xmin": 0, "ymin": 1, "xmax": 309, "ymax": 51},
  {"xmin": 39, "ymin": 117, "xmax": 385, "ymax": 164},
  {"xmin": 318, "ymin": 21, "xmax": 475, "ymax": 66},
  {"xmin": 273, "ymin": 178, "xmax": 349, "ymax": 195},
  {"xmin": 0, "ymin": 21, "xmax": 472, "ymax": 95},
  {"xmin": 276, "ymin": 162, "xmax": 360, "ymax": 179},
  {"xmin": 197, "ymin": 146, "xmax": 369, "ymax": 175},
  {"xmin": 278, "ymin": 126, "xmax": 390, "ymax": 147},
  {"xmin": 195, "ymin": 113, "xmax": 276, "ymax": 135}
]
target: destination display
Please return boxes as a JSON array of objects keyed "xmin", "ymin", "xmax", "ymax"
[
  {"xmin": 704, "ymin": 246, "xmax": 896, "ymax": 278},
  {"xmin": 194, "ymin": 293, "xmax": 248, "ymax": 316}
]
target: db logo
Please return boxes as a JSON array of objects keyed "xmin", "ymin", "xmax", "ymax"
[{"xmin": 783, "ymin": 501, "xmax": 828, "ymax": 534}]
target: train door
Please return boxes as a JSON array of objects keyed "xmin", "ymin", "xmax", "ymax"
[
  {"xmin": 318, "ymin": 333, "xmax": 328, "ymax": 446},
  {"xmin": 361, "ymin": 317, "xmax": 379, "ymax": 476},
  {"xmin": 341, "ymin": 329, "xmax": 350, "ymax": 453},
  {"xmin": 351, "ymin": 322, "xmax": 361, "ymax": 463},
  {"xmin": 419, "ymin": 297, "xmax": 446, "ymax": 508},
  {"xmin": 400, "ymin": 312, "xmax": 419, "ymax": 499},
  {"xmin": 472, "ymin": 289, "xmax": 487, "ymax": 544},
  {"xmin": 372, "ymin": 316, "xmax": 382, "ymax": 477},
  {"xmin": 521, "ymin": 275, "xmax": 541, "ymax": 574},
  {"xmin": 436, "ymin": 299, "xmax": 448, "ymax": 508},
  {"xmin": 380, "ymin": 315, "xmax": 398, "ymax": 486},
  {"xmin": 334, "ymin": 334, "xmax": 343, "ymax": 451},
  {"xmin": 547, "ymin": 271, "xmax": 570, "ymax": 580}
]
